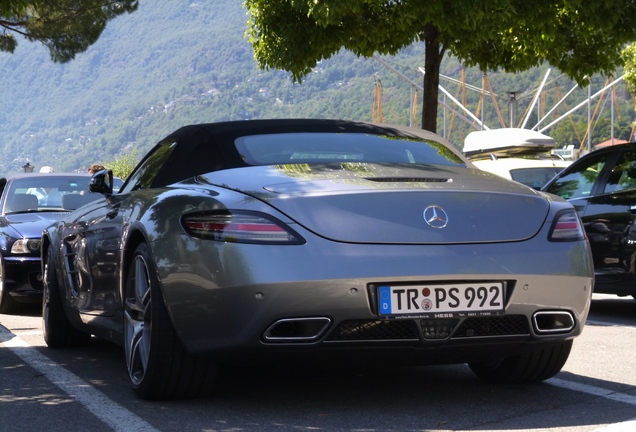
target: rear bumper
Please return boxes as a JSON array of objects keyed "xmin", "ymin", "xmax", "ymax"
[
  {"xmin": 160, "ymin": 259, "xmax": 593, "ymax": 356},
  {"xmin": 152, "ymin": 231, "xmax": 593, "ymax": 359}
]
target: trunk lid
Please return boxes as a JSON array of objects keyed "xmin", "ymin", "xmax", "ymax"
[{"xmin": 203, "ymin": 163, "xmax": 550, "ymax": 244}]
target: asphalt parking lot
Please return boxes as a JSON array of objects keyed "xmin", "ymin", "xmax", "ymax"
[{"xmin": 1, "ymin": 294, "xmax": 635, "ymax": 432}]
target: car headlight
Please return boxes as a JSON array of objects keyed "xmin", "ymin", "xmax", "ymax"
[{"xmin": 11, "ymin": 238, "xmax": 42, "ymax": 254}]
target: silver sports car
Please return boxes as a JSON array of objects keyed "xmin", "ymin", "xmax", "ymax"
[{"xmin": 41, "ymin": 119, "xmax": 594, "ymax": 400}]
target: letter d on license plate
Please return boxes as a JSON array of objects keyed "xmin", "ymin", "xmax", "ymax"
[{"xmin": 378, "ymin": 282, "xmax": 504, "ymax": 317}]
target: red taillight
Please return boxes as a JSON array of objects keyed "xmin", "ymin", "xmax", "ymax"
[
  {"xmin": 549, "ymin": 209, "xmax": 585, "ymax": 241},
  {"xmin": 181, "ymin": 211, "xmax": 305, "ymax": 244}
]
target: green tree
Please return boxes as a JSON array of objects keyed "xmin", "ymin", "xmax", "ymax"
[
  {"xmin": 105, "ymin": 149, "xmax": 140, "ymax": 180},
  {"xmin": 623, "ymin": 43, "xmax": 636, "ymax": 94},
  {"xmin": 245, "ymin": 0, "xmax": 636, "ymax": 133},
  {"xmin": 0, "ymin": 0, "xmax": 138, "ymax": 62}
]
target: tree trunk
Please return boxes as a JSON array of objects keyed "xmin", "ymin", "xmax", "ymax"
[{"xmin": 421, "ymin": 24, "xmax": 446, "ymax": 133}]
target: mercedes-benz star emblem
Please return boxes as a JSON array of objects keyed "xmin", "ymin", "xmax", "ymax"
[{"xmin": 423, "ymin": 205, "xmax": 449, "ymax": 229}]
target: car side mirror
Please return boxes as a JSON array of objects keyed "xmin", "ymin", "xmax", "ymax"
[{"xmin": 89, "ymin": 169, "xmax": 114, "ymax": 196}]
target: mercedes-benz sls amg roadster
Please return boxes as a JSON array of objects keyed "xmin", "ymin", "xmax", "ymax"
[{"xmin": 41, "ymin": 119, "xmax": 594, "ymax": 400}]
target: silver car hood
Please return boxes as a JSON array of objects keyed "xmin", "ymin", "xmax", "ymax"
[{"xmin": 203, "ymin": 164, "xmax": 550, "ymax": 244}]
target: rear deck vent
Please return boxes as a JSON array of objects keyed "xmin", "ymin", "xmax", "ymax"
[{"xmin": 365, "ymin": 177, "xmax": 449, "ymax": 183}]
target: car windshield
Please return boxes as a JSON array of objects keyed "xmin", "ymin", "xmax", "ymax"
[
  {"xmin": 235, "ymin": 132, "xmax": 466, "ymax": 166},
  {"xmin": 3, "ymin": 176, "xmax": 100, "ymax": 214}
]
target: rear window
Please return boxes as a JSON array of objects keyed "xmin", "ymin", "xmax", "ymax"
[
  {"xmin": 235, "ymin": 133, "xmax": 465, "ymax": 166},
  {"xmin": 510, "ymin": 167, "xmax": 565, "ymax": 189}
]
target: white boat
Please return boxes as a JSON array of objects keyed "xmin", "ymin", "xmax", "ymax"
[
  {"xmin": 464, "ymin": 128, "xmax": 558, "ymax": 160},
  {"xmin": 463, "ymin": 128, "xmax": 570, "ymax": 189}
]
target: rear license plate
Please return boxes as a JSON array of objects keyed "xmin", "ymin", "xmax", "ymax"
[{"xmin": 378, "ymin": 282, "xmax": 504, "ymax": 318}]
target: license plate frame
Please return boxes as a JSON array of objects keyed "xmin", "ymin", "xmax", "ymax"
[{"xmin": 377, "ymin": 282, "xmax": 505, "ymax": 318}]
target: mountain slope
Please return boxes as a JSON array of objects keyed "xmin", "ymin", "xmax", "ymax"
[
  {"xmin": 1, "ymin": 0, "xmax": 413, "ymax": 173},
  {"xmin": 0, "ymin": 0, "xmax": 632, "ymax": 174}
]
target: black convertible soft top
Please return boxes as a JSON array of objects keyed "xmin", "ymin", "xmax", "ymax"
[{"xmin": 143, "ymin": 119, "xmax": 462, "ymax": 188}]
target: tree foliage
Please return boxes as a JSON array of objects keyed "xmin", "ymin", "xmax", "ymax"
[
  {"xmin": 623, "ymin": 43, "xmax": 636, "ymax": 94},
  {"xmin": 0, "ymin": 0, "xmax": 138, "ymax": 62},
  {"xmin": 105, "ymin": 148, "xmax": 140, "ymax": 180},
  {"xmin": 245, "ymin": 0, "xmax": 636, "ymax": 132}
]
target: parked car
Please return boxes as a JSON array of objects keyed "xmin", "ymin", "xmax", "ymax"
[
  {"xmin": 0, "ymin": 173, "xmax": 119, "ymax": 314},
  {"xmin": 41, "ymin": 119, "xmax": 593, "ymax": 400},
  {"xmin": 464, "ymin": 128, "xmax": 570, "ymax": 189},
  {"xmin": 543, "ymin": 142, "xmax": 636, "ymax": 299}
]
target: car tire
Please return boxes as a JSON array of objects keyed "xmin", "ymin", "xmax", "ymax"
[
  {"xmin": 0, "ymin": 257, "xmax": 21, "ymax": 315},
  {"xmin": 42, "ymin": 247, "xmax": 91, "ymax": 347},
  {"xmin": 468, "ymin": 340, "xmax": 573, "ymax": 383},
  {"xmin": 124, "ymin": 242, "xmax": 218, "ymax": 400}
]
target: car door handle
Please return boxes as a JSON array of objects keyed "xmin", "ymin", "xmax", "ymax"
[{"xmin": 106, "ymin": 205, "xmax": 120, "ymax": 219}]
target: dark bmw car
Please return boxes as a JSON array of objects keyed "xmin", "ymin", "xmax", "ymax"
[
  {"xmin": 543, "ymin": 142, "xmax": 636, "ymax": 299},
  {"xmin": 0, "ymin": 173, "xmax": 116, "ymax": 314}
]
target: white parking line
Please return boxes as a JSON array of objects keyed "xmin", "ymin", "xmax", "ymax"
[
  {"xmin": 587, "ymin": 319, "xmax": 636, "ymax": 330},
  {"xmin": 10, "ymin": 330, "xmax": 43, "ymax": 337},
  {"xmin": 592, "ymin": 421, "xmax": 636, "ymax": 432},
  {"xmin": 549, "ymin": 378, "xmax": 636, "ymax": 406},
  {"xmin": 548, "ymin": 378, "xmax": 636, "ymax": 432},
  {"xmin": 0, "ymin": 329, "xmax": 159, "ymax": 432}
]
